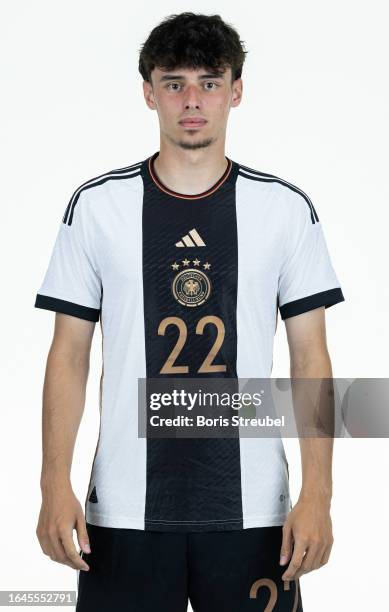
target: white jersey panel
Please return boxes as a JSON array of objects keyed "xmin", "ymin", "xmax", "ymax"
[
  {"xmin": 235, "ymin": 174, "xmax": 292, "ymax": 527},
  {"xmin": 80, "ymin": 173, "xmax": 148, "ymax": 528}
]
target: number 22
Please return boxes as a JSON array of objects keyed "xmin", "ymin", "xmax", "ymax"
[{"xmin": 158, "ymin": 315, "xmax": 227, "ymax": 374}]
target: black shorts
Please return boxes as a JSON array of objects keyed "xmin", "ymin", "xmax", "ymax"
[{"xmin": 76, "ymin": 523, "xmax": 303, "ymax": 612}]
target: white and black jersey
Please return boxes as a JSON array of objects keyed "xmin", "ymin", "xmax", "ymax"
[{"xmin": 35, "ymin": 151, "xmax": 345, "ymax": 532}]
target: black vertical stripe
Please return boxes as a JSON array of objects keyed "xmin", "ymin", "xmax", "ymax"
[{"xmin": 141, "ymin": 156, "xmax": 244, "ymax": 531}]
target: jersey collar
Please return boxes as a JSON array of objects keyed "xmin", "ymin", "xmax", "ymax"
[{"xmin": 144, "ymin": 151, "xmax": 237, "ymax": 200}]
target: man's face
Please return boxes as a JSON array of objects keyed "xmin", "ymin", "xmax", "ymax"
[{"xmin": 143, "ymin": 66, "xmax": 242, "ymax": 150}]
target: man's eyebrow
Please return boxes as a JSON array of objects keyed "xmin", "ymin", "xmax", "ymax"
[{"xmin": 159, "ymin": 72, "xmax": 225, "ymax": 82}]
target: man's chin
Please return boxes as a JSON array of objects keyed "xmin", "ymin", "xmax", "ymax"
[{"xmin": 176, "ymin": 137, "xmax": 214, "ymax": 151}]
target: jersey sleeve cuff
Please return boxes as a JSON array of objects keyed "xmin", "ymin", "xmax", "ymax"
[
  {"xmin": 279, "ymin": 287, "xmax": 345, "ymax": 320},
  {"xmin": 34, "ymin": 294, "xmax": 100, "ymax": 322}
]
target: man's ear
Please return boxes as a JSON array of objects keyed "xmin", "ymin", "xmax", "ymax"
[
  {"xmin": 231, "ymin": 78, "xmax": 243, "ymax": 108},
  {"xmin": 143, "ymin": 80, "xmax": 156, "ymax": 110}
]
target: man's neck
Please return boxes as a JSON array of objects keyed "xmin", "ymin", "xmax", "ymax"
[{"xmin": 153, "ymin": 145, "xmax": 228, "ymax": 196}]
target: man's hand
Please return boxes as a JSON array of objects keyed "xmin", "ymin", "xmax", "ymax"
[
  {"xmin": 279, "ymin": 494, "xmax": 334, "ymax": 581},
  {"xmin": 36, "ymin": 482, "xmax": 91, "ymax": 571}
]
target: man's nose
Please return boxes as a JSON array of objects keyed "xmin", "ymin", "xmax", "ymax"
[{"xmin": 183, "ymin": 85, "xmax": 202, "ymax": 108}]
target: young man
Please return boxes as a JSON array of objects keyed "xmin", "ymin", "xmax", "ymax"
[{"xmin": 34, "ymin": 12, "xmax": 344, "ymax": 612}]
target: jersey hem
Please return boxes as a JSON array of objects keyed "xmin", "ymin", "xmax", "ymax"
[{"xmin": 85, "ymin": 510, "xmax": 289, "ymax": 531}]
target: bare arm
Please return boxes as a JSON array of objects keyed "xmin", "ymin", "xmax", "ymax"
[
  {"xmin": 279, "ymin": 306, "xmax": 334, "ymax": 581},
  {"xmin": 36, "ymin": 313, "xmax": 96, "ymax": 571}
]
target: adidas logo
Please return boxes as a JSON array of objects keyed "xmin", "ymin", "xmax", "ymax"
[
  {"xmin": 175, "ymin": 228, "xmax": 206, "ymax": 248},
  {"xmin": 88, "ymin": 485, "xmax": 98, "ymax": 504}
]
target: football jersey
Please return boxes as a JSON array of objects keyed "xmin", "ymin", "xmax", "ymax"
[{"xmin": 34, "ymin": 151, "xmax": 345, "ymax": 532}]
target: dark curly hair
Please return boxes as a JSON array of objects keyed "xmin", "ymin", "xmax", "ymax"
[{"xmin": 138, "ymin": 12, "xmax": 248, "ymax": 85}]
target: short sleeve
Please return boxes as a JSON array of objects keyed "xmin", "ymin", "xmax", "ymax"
[
  {"xmin": 34, "ymin": 191, "xmax": 102, "ymax": 322},
  {"xmin": 278, "ymin": 190, "xmax": 345, "ymax": 320}
]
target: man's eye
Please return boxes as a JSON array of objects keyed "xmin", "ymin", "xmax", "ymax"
[{"xmin": 165, "ymin": 82, "xmax": 219, "ymax": 91}]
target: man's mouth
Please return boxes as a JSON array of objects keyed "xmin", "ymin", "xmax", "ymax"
[{"xmin": 179, "ymin": 118, "xmax": 207, "ymax": 128}]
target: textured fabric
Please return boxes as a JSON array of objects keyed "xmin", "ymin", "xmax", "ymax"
[{"xmin": 35, "ymin": 151, "xmax": 345, "ymax": 532}]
